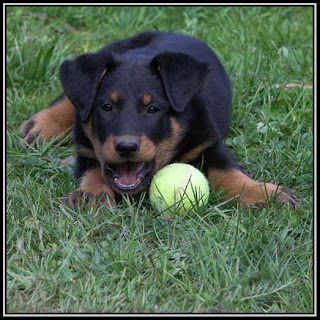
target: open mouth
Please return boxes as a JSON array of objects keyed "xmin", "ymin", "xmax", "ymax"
[{"xmin": 105, "ymin": 160, "xmax": 154, "ymax": 194}]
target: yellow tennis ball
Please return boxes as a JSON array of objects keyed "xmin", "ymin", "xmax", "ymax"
[{"xmin": 149, "ymin": 163, "xmax": 210, "ymax": 214}]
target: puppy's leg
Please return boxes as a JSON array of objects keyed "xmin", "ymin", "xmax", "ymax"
[
  {"xmin": 68, "ymin": 166, "xmax": 116, "ymax": 208},
  {"xmin": 20, "ymin": 93, "xmax": 75, "ymax": 147},
  {"xmin": 203, "ymin": 144, "xmax": 299, "ymax": 208}
]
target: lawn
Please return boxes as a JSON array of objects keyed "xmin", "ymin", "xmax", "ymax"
[{"xmin": 6, "ymin": 5, "xmax": 314, "ymax": 314}]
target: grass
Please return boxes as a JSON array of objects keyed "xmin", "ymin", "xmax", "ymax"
[{"xmin": 6, "ymin": 5, "xmax": 313, "ymax": 314}]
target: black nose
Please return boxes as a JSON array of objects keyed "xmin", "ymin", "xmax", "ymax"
[{"xmin": 114, "ymin": 137, "xmax": 140, "ymax": 158}]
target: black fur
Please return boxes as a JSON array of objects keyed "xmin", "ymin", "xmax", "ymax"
[
  {"xmin": 21, "ymin": 31, "xmax": 298, "ymax": 208},
  {"xmin": 59, "ymin": 31, "xmax": 239, "ymax": 191}
]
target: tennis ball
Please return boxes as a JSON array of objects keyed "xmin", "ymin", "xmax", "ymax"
[{"xmin": 149, "ymin": 163, "xmax": 210, "ymax": 214}]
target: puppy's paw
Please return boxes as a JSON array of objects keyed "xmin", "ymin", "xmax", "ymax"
[
  {"xmin": 67, "ymin": 187, "xmax": 116, "ymax": 209},
  {"xmin": 208, "ymin": 169, "xmax": 299, "ymax": 210},
  {"xmin": 241, "ymin": 183, "xmax": 299, "ymax": 209},
  {"xmin": 19, "ymin": 117, "xmax": 40, "ymax": 147},
  {"xmin": 19, "ymin": 96, "xmax": 74, "ymax": 148},
  {"xmin": 274, "ymin": 186, "xmax": 300, "ymax": 209},
  {"xmin": 65, "ymin": 168, "xmax": 116, "ymax": 209},
  {"xmin": 20, "ymin": 111, "xmax": 72, "ymax": 148}
]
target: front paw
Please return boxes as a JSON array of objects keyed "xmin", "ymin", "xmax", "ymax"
[
  {"xmin": 65, "ymin": 168, "xmax": 116, "ymax": 209},
  {"xmin": 20, "ymin": 97, "xmax": 74, "ymax": 148},
  {"xmin": 241, "ymin": 183, "xmax": 299, "ymax": 209},
  {"xmin": 67, "ymin": 187, "xmax": 116, "ymax": 209},
  {"xmin": 20, "ymin": 117, "xmax": 39, "ymax": 147},
  {"xmin": 274, "ymin": 186, "xmax": 300, "ymax": 209},
  {"xmin": 208, "ymin": 169, "xmax": 299, "ymax": 210},
  {"xmin": 20, "ymin": 114, "xmax": 72, "ymax": 148}
]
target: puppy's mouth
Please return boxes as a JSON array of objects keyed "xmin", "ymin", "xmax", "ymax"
[{"xmin": 105, "ymin": 160, "xmax": 154, "ymax": 194}]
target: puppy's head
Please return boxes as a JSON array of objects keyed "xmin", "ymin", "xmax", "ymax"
[{"xmin": 60, "ymin": 49, "xmax": 211, "ymax": 195}]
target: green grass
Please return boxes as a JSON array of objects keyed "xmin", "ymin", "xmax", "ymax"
[{"xmin": 6, "ymin": 6, "xmax": 313, "ymax": 314}]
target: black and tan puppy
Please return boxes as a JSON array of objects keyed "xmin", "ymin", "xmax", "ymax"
[{"xmin": 20, "ymin": 31, "xmax": 298, "ymax": 208}]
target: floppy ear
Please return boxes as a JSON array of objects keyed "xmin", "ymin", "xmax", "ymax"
[
  {"xmin": 59, "ymin": 52, "xmax": 116, "ymax": 121},
  {"xmin": 151, "ymin": 52, "xmax": 212, "ymax": 112}
]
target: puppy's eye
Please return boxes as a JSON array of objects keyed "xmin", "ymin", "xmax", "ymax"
[
  {"xmin": 101, "ymin": 104, "xmax": 113, "ymax": 112},
  {"xmin": 147, "ymin": 106, "xmax": 159, "ymax": 114}
]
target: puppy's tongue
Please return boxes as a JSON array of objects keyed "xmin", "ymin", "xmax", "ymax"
[{"xmin": 115, "ymin": 162, "xmax": 144, "ymax": 188}]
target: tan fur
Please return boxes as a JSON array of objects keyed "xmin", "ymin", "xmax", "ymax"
[
  {"xmin": 154, "ymin": 117, "xmax": 184, "ymax": 170},
  {"xmin": 69, "ymin": 167, "xmax": 116, "ymax": 207},
  {"xmin": 208, "ymin": 168, "xmax": 288, "ymax": 207},
  {"xmin": 77, "ymin": 146, "xmax": 98, "ymax": 160},
  {"xmin": 81, "ymin": 115, "xmax": 105, "ymax": 164},
  {"xmin": 20, "ymin": 96, "xmax": 74, "ymax": 145},
  {"xmin": 110, "ymin": 91, "xmax": 118, "ymax": 103},
  {"xmin": 82, "ymin": 116, "xmax": 182, "ymax": 174},
  {"xmin": 143, "ymin": 94, "xmax": 152, "ymax": 105},
  {"xmin": 101, "ymin": 134, "xmax": 156, "ymax": 164},
  {"xmin": 178, "ymin": 140, "xmax": 215, "ymax": 164},
  {"xmin": 138, "ymin": 135, "xmax": 157, "ymax": 161}
]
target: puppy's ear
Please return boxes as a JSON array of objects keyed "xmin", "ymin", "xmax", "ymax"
[
  {"xmin": 151, "ymin": 52, "xmax": 212, "ymax": 112},
  {"xmin": 59, "ymin": 52, "xmax": 117, "ymax": 121}
]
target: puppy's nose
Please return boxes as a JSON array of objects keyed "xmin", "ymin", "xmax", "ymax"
[{"xmin": 114, "ymin": 136, "xmax": 140, "ymax": 158}]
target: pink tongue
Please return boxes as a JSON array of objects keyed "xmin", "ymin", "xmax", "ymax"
[{"xmin": 116, "ymin": 162, "xmax": 144, "ymax": 187}]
